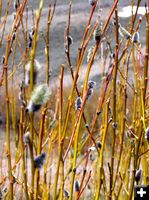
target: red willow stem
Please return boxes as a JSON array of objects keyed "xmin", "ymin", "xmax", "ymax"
[
  {"xmin": 77, "ymin": 171, "xmax": 92, "ymax": 200},
  {"xmin": 79, "ymin": 0, "xmax": 120, "ymax": 164},
  {"xmin": 76, "ymin": 147, "xmax": 90, "ymax": 199},
  {"xmin": 3, "ymin": 1, "xmax": 28, "ymax": 199},
  {"xmin": 63, "ymin": 86, "xmax": 98, "ymax": 161},
  {"xmin": 109, "ymin": 6, "xmax": 119, "ymax": 199},
  {"xmin": 0, "ymin": 0, "xmax": 28, "ymax": 87},
  {"xmin": 102, "ymin": 0, "xmax": 119, "ymax": 33},
  {"xmin": 63, "ymin": 1, "xmax": 119, "ymax": 164},
  {"xmin": 80, "ymin": 0, "xmax": 98, "ymax": 50}
]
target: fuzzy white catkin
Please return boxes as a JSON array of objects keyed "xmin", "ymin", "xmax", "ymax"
[
  {"xmin": 87, "ymin": 46, "xmax": 94, "ymax": 63},
  {"xmin": 93, "ymin": 26, "xmax": 102, "ymax": 41},
  {"xmin": 89, "ymin": 0, "xmax": 95, "ymax": 6},
  {"xmin": 25, "ymin": 59, "xmax": 41, "ymax": 72},
  {"xmin": 25, "ymin": 59, "xmax": 42, "ymax": 86},
  {"xmin": 26, "ymin": 100, "xmax": 35, "ymax": 112},
  {"xmin": 132, "ymin": 32, "xmax": 140, "ymax": 43},
  {"xmin": 88, "ymin": 80, "xmax": 96, "ymax": 88},
  {"xmin": 89, "ymin": 146, "xmax": 96, "ymax": 151},
  {"xmin": 145, "ymin": 126, "xmax": 149, "ymax": 142},
  {"xmin": 75, "ymin": 97, "xmax": 82, "ymax": 110},
  {"xmin": 30, "ymin": 84, "xmax": 50, "ymax": 104},
  {"xmin": 75, "ymin": 180, "xmax": 80, "ymax": 192},
  {"xmin": 64, "ymin": 190, "xmax": 69, "ymax": 198},
  {"xmin": 14, "ymin": 0, "xmax": 19, "ymax": 10},
  {"xmin": 34, "ymin": 153, "xmax": 46, "ymax": 169},
  {"xmin": 67, "ymin": 35, "xmax": 73, "ymax": 46},
  {"xmin": 86, "ymin": 88, "xmax": 93, "ymax": 100},
  {"xmin": 119, "ymin": 25, "xmax": 131, "ymax": 39},
  {"xmin": 86, "ymin": 80, "xmax": 96, "ymax": 100},
  {"xmin": 23, "ymin": 132, "xmax": 31, "ymax": 144},
  {"xmin": 135, "ymin": 169, "xmax": 142, "ymax": 184},
  {"xmin": 26, "ymin": 84, "xmax": 51, "ymax": 112}
]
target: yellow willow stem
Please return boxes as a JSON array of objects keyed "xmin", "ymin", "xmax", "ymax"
[
  {"xmin": 142, "ymin": 14, "xmax": 149, "ymax": 186},
  {"xmin": 45, "ymin": 6, "xmax": 51, "ymax": 85},
  {"xmin": 128, "ymin": 17, "xmax": 149, "ymax": 200},
  {"xmin": 2, "ymin": 3, "xmax": 28, "ymax": 197},
  {"xmin": 75, "ymin": 190, "xmax": 79, "ymax": 200},
  {"xmin": 0, "ymin": 0, "xmax": 11, "ymax": 45},
  {"xmin": 29, "ymin": 1, "xmax": 43, "ymax": 198},
  {"xmin": 20, "ymin": 107, "xmax": 29, "ymax": 200},
  {"xmin": 11, "ymin": 38, "xmax": 17, "ymax": 146},
  {"xmin": 95, "ymin": 99, "xmax": 109, "ymax": 200},
  {"xmin": 68, "ymin": 90, "xmax": 88, "ymax": 200},
  {"xmin": 34, "ymin": 108, "xmax": 46, "ymax": 199},
  {"xmin": 82, "ymin": 41, "xmax": 100, "ymax": 95},
  {"xmin": 143, "ymin": 20, "xmax": 149, "ymax": 101},
  {"xmin": 118, "ymin": 151, "xmax": 131, "ymax": 199},
  {"xmin": 30, "ymin": 0, "xmax": 43, "ymax": 90},
  {"xmin": 69, "ymin": 125, "xmax": 80, "ymax": 200},
  {"xmin": 62, "ymin": 0, "xmax": 118, "ymax": 154},
  {"xmin": 61, "ymin": 2, "xmax": 101, "ymax": 147},
  {"xmin": 53, "ymin": 65, "xmax": 64, "ymax": 200},
  {"xmin": 43, "ymin": 130, "xmax": 55, "ymax": 200},
  {"xmin": 0, "ymin": 0, "xmax": 2, "ymax": 19},
  {"xmin": 4, "ymin": 65, "xmax": 13, "ymax": 199},
  {"xmin": 110, "ymin": 7, "xmax": 119, "ymax": 200},
  {"xmin": 59, "ymin": 66, "xmax": 65, "ymax": 200},
  {"xmin": 140, "ymin": 78, "xmax": 147, "ymax": 185},
  {"xmin": 113, "ymin": 52, "xmax": 130, "ymax": 191},
  {"xmin": 29, "ymin": 113, "xmax": 35, "ymax": 200},
  {"xmin": 59, "ymin": 160, "xmax": 64, "ymax": 200},
  {"xmin": 4, "ymin": 21, "xmax": 14, "ymax": 200},
  {"xmin": 45, "ymin": 0, "xmax": 57, "ymax": 85},
  {"xmin": 131, "ymin": 45, "xmax": 138, "ymax": 128}
]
